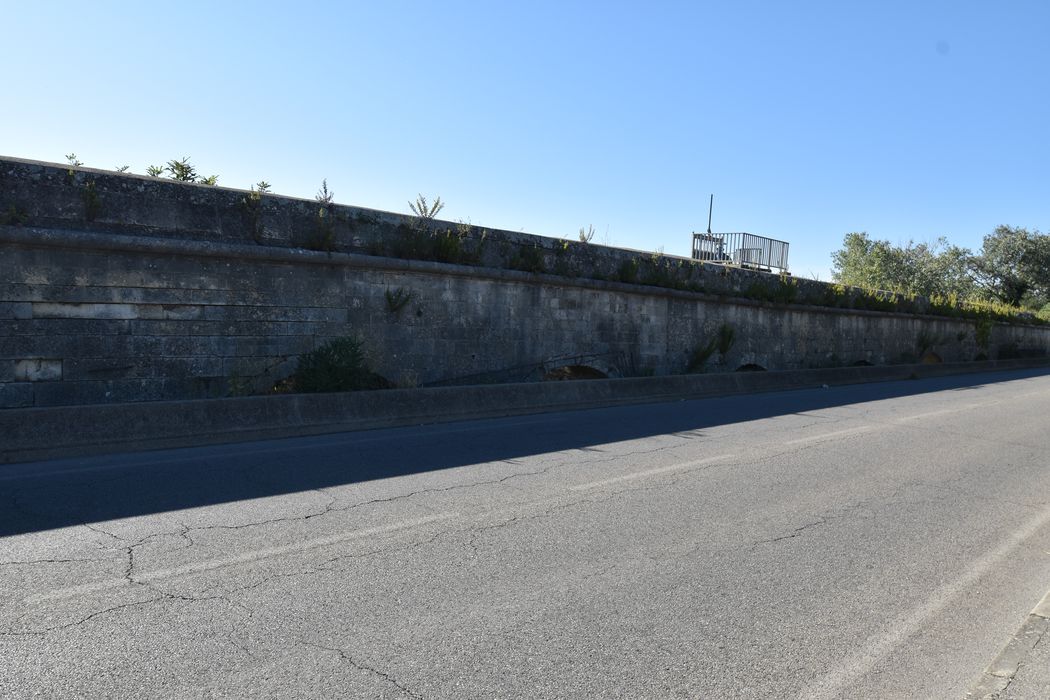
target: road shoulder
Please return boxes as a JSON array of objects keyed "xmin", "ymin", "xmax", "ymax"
[{"xmin": 968, "ymin": 591, "xmax": 1050, "ymax": 699}]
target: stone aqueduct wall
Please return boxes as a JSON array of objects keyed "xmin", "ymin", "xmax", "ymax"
[{"xmin": 1, "ymin": 156, "xmax": 1048, "ymax": 409}]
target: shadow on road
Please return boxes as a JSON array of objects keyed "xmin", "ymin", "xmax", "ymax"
[{"xmin": 3, "ymin": 367, "xmax": 1047, "ymax": 537}]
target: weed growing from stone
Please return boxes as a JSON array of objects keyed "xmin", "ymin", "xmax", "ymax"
[
  {"xmin": 509, "ymin": 244, "xmax": 546, "ymax": 273},
  {"xmin": 63, "ymin": 153, "xmax": 83, "ymax": 182},
  {"xmin": 240, "ymin": 186, "xmax": 265, "ymax": 241},
  {"xmin": 716, "ymin": 323, "xmax": 735, "ymax": 356},
  {"xmin": 616, "ymin": 258, "xmax": 639, "ymax": 284},
  {"xmin": 385, "ymin": 287, "xmax": 415, "ymax": 315},
  {"xmin": 408, "ymin": 194, "xmax": 444, "ymax": 220},
  {"xmin": 553, "ymin": 240, "xmax": 577, "ymax": 276},
  {"xmin": 916, "ymin": 330, "xmax": 945, "ymax": 356},
  {"xmin": 165, "ymin": 157, "xmax": 198, "ymax": 182},
  {"xmin": 305, "ymin": 179, "xmax": 336, "ymax": 251},
  {"xmin": 974, "ymin": 317, "xmax": 993, "ymax": 351},
  {"xmin": 82, "ymin": 181, "xmax": 101, "ymax": 221}
]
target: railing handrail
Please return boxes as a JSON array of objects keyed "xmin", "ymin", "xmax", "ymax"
[
  {"xmin": 692, "ymin": 231, "xmax": 791, "ymax": 246},
  {"xmin": 691, "ymin": 231, "xmax": 790, "ymax": 273}
]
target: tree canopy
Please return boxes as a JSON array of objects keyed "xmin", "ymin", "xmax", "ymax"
[
  {"xmin": 969, "ymin": 226, "xmax": 1050, "ymax": 307},
  {"xmin": 830, "ymin": 226, "xmax": 1049, "ymax": 311},
  {"xmin": 830, "ymin": 233, "xmax": 975, "ymax": 299}
]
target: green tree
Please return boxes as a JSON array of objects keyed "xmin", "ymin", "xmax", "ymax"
[
  {"xmin": 831, "ymin": 232, "xmax": 975, "ymax": 298},
  {"xmin": 831, "ymin": 232, "xmax": 904, "ymax": 291},
  {"xmin": 904, "ymin": 238, "xmax": 975, "ymax": 299},
  {"xmin": 970, "ymin": 226, "xmax": 1050, "ymax": 307}
]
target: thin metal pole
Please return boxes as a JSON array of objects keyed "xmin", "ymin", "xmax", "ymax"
[{"xmin": 707, "ymin": 194, "xmax": 714, "ymax": 234}]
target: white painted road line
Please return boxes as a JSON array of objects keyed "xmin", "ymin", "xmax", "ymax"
[
  {"xmin": 569, "ymin": 454, "xmax": 737, "ymax": 491},
  {"xmin": 28, "ymin": 512, "xmax": 460, "ymax": 604},
  {"xmin": 784, "ymin": 426, "xmax": 875, "ymax": 446},
  {"xmin": 1032, "ymin": 588, "xmax": 1050, "ymax": 618},
  {"xmin": 799, "ymin": 502, "xmax": 1050, "ymax": 700},
  {"xmin": 784, "ymin": 399, "xmax": 1011, "ymax": 447},
  {"xmin": 890, "ymin": 403, "xmax": 985, "ymax": 423}
]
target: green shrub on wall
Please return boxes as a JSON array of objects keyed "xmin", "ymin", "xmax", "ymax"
[
  {"xmin": 3, "ymin": 204, "xmax": 28, "ymax": 225},
  {"xmin": 295, "ymin": 337, "xmax": 390, "ymax": 393},
  {"xmin": 686, "ymin": 323, "xmax": 735, "ymax": 372}
]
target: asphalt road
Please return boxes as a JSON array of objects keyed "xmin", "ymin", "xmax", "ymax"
[{"xmin": 3, "ymin": 368, "xmax": 1050, "ymax": 699}]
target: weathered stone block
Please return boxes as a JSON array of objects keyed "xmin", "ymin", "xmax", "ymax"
[
  {"xmin": 132, "ymin": 304, "xmax": 204, "ymax": 320},
  {"xmin": 0, "ymin": 302, "xmax": 31, "ymax": 319},
  {"xmin": 0, "ymin": 382, "xmax": 33, "ymax": 408},
  {"xmin": 31, "ymin": 302, "xmax": 140, "ymax": 320},
  {"xmin": 14, "ymin": 358, "xmax": 62, "ymax": 381}
]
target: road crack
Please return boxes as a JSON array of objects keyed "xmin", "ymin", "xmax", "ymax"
[
  {"xmin": 1, "ymin": 590, "xmax": 241, "ymax": 637},
  {"xmin": 300, "ymin": 640, "xmax": 422, "ymax": 698},
  {"xmin": 755, "ymin": 518, "xmax": 828, "ymax": 544},
  {"xmin": 0, "ymin": 557, "xmax": 105, "ymax": 567},
  {"xmin": 752, "ymin": 497, "xmax": 878, "ymax": 547}
]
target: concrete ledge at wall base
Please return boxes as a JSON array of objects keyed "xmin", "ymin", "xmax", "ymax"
[{"xmin": 2, "ymin": 358, "xmax": 1047, "ymax": 465}]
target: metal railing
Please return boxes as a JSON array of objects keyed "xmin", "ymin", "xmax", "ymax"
[{"xmin": 691, "ymin": 232, "xmax": 790, "ymax": 273}]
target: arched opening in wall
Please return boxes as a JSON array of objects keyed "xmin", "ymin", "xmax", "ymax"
[
  {"xmin": 920, "ymin": 351, "xmax": 943, "ymax": 364},
  {"xmin": 735, "ymin": 363, "xmax": 767, "ymax": 372},
  {"xmin": 852, "ymin": 359, "xmax": 874, "ymax": 367},
  {"xmin": 543, "ymin": 365, "xmax": 609, "ymax": 381}
]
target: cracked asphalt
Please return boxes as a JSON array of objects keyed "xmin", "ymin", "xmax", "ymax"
[{"xmin": 3, "ymin": 368, "xmax": 1050, "ymax": 699}]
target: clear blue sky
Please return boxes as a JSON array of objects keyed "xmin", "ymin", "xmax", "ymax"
[{"xmin": 3, "ymin": 1, "xmax": 1047, "ymax": 279}]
